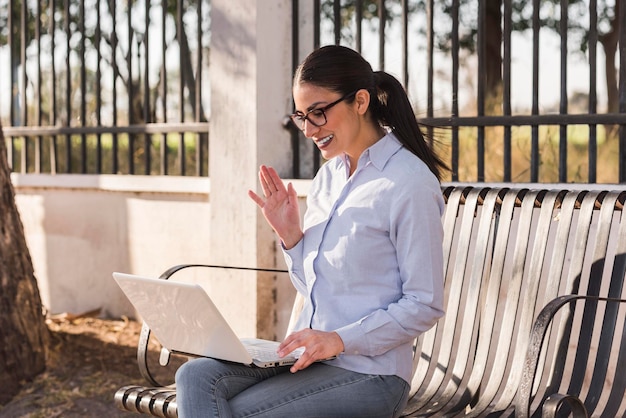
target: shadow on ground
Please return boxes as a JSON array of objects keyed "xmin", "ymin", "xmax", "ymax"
[{"xmin": 0, "ymin": 316, "xmax": 184, "ymax": 418}]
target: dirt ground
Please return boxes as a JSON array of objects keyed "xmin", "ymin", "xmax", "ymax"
[{"xmin": 0, "ymin": 314, "xmax": 185, "ymax": 418}]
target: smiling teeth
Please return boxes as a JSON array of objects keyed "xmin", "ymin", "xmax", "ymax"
[{"xmin": 317, "ymin": 135, "xmax": 333, "ymax": 146}]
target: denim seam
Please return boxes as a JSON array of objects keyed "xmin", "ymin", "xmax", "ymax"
[{"xmin": 391, "ymin": 380, "xmax": 409, "ymax": 417}]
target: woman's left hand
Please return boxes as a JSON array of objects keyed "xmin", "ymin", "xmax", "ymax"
[
  {"xmin": 248, "ymin": 165, "xmax": 303, "ymax": 249},
  {"xmin": 278, "ymin": 328, "xmax": 344, "ymax": 373}
]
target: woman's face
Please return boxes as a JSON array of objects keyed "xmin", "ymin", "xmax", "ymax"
[{"xmin": 292, "ymin": 83, "xmax": 366, "ymax": 162}]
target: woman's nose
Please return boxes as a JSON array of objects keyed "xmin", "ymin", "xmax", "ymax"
[{"xmin": 302, "ymin": 120, "xmax": 320, "ymax": 138}]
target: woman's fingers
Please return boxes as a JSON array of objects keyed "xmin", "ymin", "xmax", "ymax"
[
  {"xmin": 259, "ymin": 165, "xmax": 289, "ymax": 200},
  {"xmin": 264, "ymin": 166, "xmax": 288, "ymax": 192},
  {"xmin": 247, "ymin": 190, "xmax": 264, "ymax": 208},
  {"xmin": 259, "ymin": 166, "xmax": 273, "ymax": 197},
  {"xmin": 278, "ymin": 329, "xmax": 344, "ymax": 373}
]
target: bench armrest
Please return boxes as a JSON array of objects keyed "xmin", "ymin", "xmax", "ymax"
[
  {"xmin": 136, "ymin": 264, "xmax": 288, "ymax": 386},
  {"xmin": 515, "ymin": 294, "xmax": 626, "ymax": 418}
]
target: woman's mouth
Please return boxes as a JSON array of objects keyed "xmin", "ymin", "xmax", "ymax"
[{"xmin": 315, "ymin": 134, "xmax": 334, "ymax": 148}]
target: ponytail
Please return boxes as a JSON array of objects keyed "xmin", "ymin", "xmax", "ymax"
[{"xmin": 371, "ymin": 71, "xmax": 447, "ymax": 181}]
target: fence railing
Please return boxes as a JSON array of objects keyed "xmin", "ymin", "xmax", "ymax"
[
  {"xmin": 3, "ymin": 0, "xmax": 626, "ymax": 183},
  {"xmin": 1, "ymin": 0, "xmax": 209, "ymax": 176}
]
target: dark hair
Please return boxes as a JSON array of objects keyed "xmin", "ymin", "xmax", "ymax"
[{"xmin": 294, "ymin": 45, "xmax": 447, "ymax": 181}]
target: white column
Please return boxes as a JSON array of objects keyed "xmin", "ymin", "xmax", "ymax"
[{"xmin": 209, "ymin": 0, "xmax": 293, "ymax": 339}]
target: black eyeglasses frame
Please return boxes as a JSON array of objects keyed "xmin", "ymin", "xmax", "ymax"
[{"xmin": 289, "ymin": 90, "xmax": 359, "ymax": 131}]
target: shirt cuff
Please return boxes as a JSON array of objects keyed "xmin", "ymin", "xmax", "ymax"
[
  {"xmin": 282, "ymin": 238, "xmax": 304, "ymax": 270},
  {"xmin": 335, "ymin": 322, "xmax": 369, "ymax": 356}
]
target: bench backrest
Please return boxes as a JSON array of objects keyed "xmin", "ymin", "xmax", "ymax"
[
  {"xmin": 402, "ymin": 186, "xmax": 626, "ymax": 416},
  {"xmin": 123, "ymin": 185, "xmax": 626, "ymax": 418}
]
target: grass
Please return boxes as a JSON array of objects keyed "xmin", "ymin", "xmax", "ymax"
[
  {"xmin": 434, "ymin": 124, "xmax": 620, "ymax": 184},
  {"xmin": 7, "ymin": 132, "xmax": 208, "ymax": 176}
]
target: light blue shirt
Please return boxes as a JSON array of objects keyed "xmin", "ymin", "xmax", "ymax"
[{"xmin": 283, "ymin": 132, "xmax": 445, "ymax": 383}]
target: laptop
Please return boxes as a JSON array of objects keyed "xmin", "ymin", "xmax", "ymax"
[{"xmin": 112, "ymin": 272, "xmax": 305, "ymax": 368}]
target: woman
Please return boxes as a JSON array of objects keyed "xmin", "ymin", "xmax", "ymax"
[{"xmin": 175, "ymin": 45, "xmax": 446, "ymax": 418}]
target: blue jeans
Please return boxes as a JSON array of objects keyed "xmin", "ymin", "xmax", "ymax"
[{"xmin": 175, "ymin": 358, "xmax": 410, "ymax": 417}]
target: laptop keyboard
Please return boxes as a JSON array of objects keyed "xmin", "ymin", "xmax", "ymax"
[
  {"xmin": 244, "ymin": 343, "xmax": 304, "ymax": 361},
  {"xmin": 247, "ymin": 346, "xmax": 288, "ymax": 361}
]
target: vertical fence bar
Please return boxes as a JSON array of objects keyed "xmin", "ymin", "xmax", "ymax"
[
  {"xmin": 20, "ymin": 0, "xmax": 28, "ymax": 173},
  {"xmin": 290, "ymin": 0, "xmax": 299, "ymax": 177},
  {"xmin": 401, "ymin": 0, "xmax": 408, "ymax": 88},
  {"xmin": 128, "ymin": 0, "xmax": 135, "ymax": 174},
  {"xmin": 112, "ymin": 0, "xmax": 119, "ymax": 174},
  {"xmin": 425, "ymin": 0, "xmax": 434, "ymax": 145},
  {"xmin": 80, "ymin": 0, "xmax": 87, "ymax": 173},
  {"xmin": 20, "ymin": 0, "xmax": 27, "ymax": 127},
  {"xmin": 313, "ymin": 0, "xmax": 321, "ymax": 173},
  {"xmin": 195, "ymin": 0, "xmax": 203, "ymax": 176},
  {"xmin": 291, "ymin": 0, "xmax": 300, "ymax": 178},
  {"xmin": 177, "ymin": 0, "xmax": 185, "ymax": 175},
  {"xmin": 161, "ymin": 0, "xmax": 168, "ymax": 175},
  {"xmin": 559, "ymin": 0, "xmax": 568, "ymax": 183},
  {"xmin": 314, "ymin": 0, "xmax": 320, "ymax": 49},
  {"xmin": 8, "ymin": 0, "xmax": 14, "ymax": 169},
  {"xmin": 531, "ymin": 0, "xmax": 540, "ymax": 182},
  {"xmin": 503, "ymin": 0, "xmax": 512, "ymax": 182},
  {"xmin": 615, "ymin": 3, "xmax": 626, "ymax": 183},
  {"xmin": 476, "ymin": 0, "xmax": 485, "ymax": 182},
  {"xmin": 9, "ymin": 0, "xmax": 14, "ymax": 132},
  {"xmin": 36, "ymin": 0, "xmax": 42, "ymax": 173},
  {"xmin": 64, "ymin": 0, "xmax": 71, "ymax": 173},
  {"xmin": 333, "ymin": 0, "xmax": 341, "ymax": 45},
  {"xmin": 378, "ymin": 0, "xmax": 385, "ymax": 70},
  {"xmin": 96, "ymin": 0, "xmax": 103, "ymax": 174},
  {"xmin": 144, "ymin": 0, "xmax": 151, "ymax": 175},
  {"xmin": 426, "ymin": 0, "xmax": 433, "ymax": 118},
  {"xmin": 355, "ymin": 0, "xmax": 362, "ymax": 53},
  {"xmin": 588, "ymin": 0, "xmax": 597, "ymax": 183},
  {"xmin": 450, "ymin": 0, "xmax": 459, "ymax": 181},
  {"xmin": 50, "ymin": 0, "xmax": 57, "ymax": 174}
]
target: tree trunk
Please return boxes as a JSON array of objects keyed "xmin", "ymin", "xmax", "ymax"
[{"xmin": 0, "ymin": 123, "xmax": 49, "ymax": 405}]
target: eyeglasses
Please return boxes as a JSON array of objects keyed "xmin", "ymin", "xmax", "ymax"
[{"xmin": 289, "ymin": 90, "xmax": 358, "ymax": 131}]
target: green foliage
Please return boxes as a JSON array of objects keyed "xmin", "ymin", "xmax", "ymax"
[{"xmin": 7, "ymin": 132, "xmax": 208, "ymax": 176}]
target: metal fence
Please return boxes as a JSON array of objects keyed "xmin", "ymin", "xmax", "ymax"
[
  {"xmin": 3, "ymin": 0, "xmax": 626, "ymax": 183},
  {"xmin": 291, "ymin": 0, "xmax": 626, "ymax": 183},
  {"xmin": 1, "ymin": 0, "xmax": 210, "ymax": 176}
]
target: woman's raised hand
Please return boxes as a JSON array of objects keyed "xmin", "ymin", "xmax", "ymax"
[{"xmin": 248, "ymin": 165, "xmax": 303, "ymax": 249}]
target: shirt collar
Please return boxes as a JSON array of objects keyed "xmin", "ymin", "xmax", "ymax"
[
  {"xmin": 359, "ymin": 132, "xmax": 403, "ymax": 171},
  {"xmin": 339, "ymin": 132, "xmax": 403, "ymax": 174}
]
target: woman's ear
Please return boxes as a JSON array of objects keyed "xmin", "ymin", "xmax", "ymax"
[{"xmin": 354, "ymin": 89, "xmax": 371, "ymax": 115}]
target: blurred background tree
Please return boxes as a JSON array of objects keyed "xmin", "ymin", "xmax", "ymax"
[{"xmin": 0, "ymin": 121, "xmax": 49, "ymax": 404}]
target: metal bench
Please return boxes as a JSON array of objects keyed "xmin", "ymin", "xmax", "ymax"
[{"xmin": 114, "ymin": 185, "xmax": 626, "ymax": 417}]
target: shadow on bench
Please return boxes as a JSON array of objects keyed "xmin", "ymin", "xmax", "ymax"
[{"xmin": 114, "ymin": 185, "xmax": 626, "ymax": 417}]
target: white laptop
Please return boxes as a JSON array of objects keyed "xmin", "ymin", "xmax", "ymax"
[{"xmin": 112, "ymin": 272, "xmax": 304, "ymax": 368}]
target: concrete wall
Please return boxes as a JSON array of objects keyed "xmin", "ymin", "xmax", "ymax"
[
  {"xmin": 12, "ymin": 173, "xmax": 311, "ymax": 340},
  {"xmin": 11, "ymin": 174, "xmax": 211, "ymax": 317}
]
